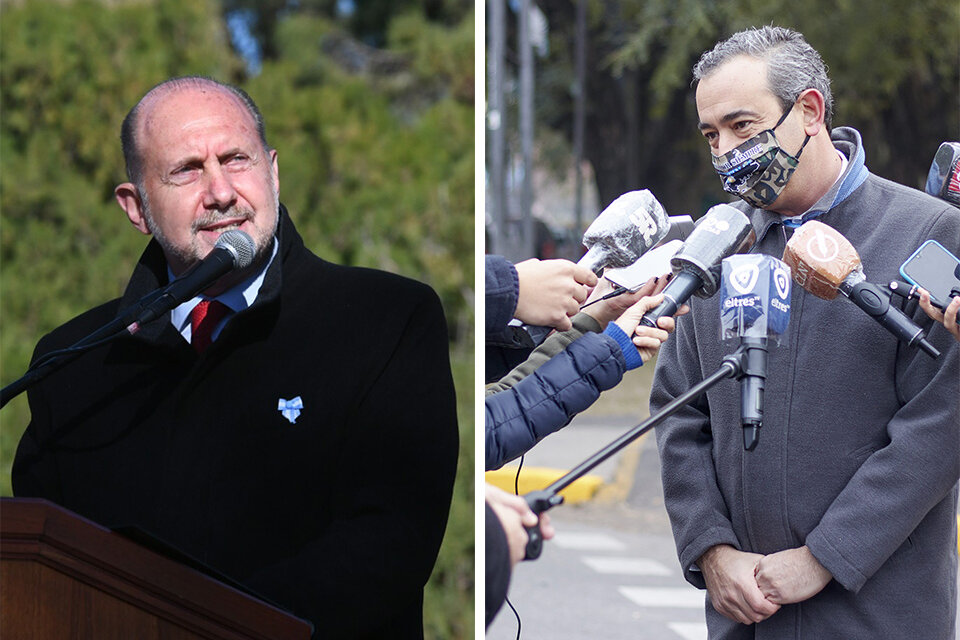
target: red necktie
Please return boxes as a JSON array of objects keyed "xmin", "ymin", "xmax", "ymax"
[{"xmin": 190, "ymin": 300, "xmax": 231, "ymax": 353}]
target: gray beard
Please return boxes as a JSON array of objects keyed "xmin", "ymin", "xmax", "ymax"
[{"xmin": 140, "ymin": 189, "xmax": 279, "ymax": 275}]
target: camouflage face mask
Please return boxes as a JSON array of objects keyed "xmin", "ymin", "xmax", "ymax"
[{"xmin": 711, "ymin": 106, "xmax": 810, "ymax": 208}]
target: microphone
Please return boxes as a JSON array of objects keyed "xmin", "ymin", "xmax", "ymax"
[
  {"xmin": 578, "ymin": 189, "xmax": 670, "ymax": 275},
  {"xmin": 888, "ymin": 279, "xmax": 960, "ymax": 325},
  {"xmin": 924, "ymin": 141, "xmax": 960, "ymax": 208},
  {"xmin": 719, "ymin": 254, "xmax": 792, "ymax": 451},
  {"xmin": 782, "ymin": 221, "xmax": 940, "ymax": 358},
  {"xmin": 639, "ymin": 203, "xmax": 757, "ymax": 328},
  {"xmin": 128, "ymin": 229, "xmax": 256, "ymax": 331}
]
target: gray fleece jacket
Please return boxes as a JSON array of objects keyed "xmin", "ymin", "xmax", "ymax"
[{"xmin": 652, "ymin": 127, "xmax": 960, "ymax": 639}]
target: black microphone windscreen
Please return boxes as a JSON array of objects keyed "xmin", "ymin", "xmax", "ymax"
[{"xmin": 670, "ymin": 203, "xmax": 756, "ymax": 298}]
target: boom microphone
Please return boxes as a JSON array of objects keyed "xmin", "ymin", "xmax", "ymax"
[
  {"xmin": 782, "ymin": 221, "xmax": 940, "ymax": 358},
  {"xmin": 639, "ymin": 203, "xmax": 757, "ymax": 328},
  {"xmin": 924, "ymin": 142, "xmax": 960, "ymax": 208},
  {"xmin": 129, "ymin": 229, "xmax": 256, "ymax": 331},
  {"xmin": 578, "ymin": 189, "xmax": 670, "ymax": 275},
  {"xmin": 719, "ymin": 254, "xmax": 791, "ymax": 451}
]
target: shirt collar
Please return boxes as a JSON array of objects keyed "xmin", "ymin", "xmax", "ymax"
[
  {"xmin": 752, "ymin": 126, "xmax": 871, "ymax": 237},
  {"xmin": 781, "ymin": 148, "xmax": 849, "ymax": 228}
]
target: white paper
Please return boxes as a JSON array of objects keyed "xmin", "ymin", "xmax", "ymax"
[{"xmin": 603, "ymin": 240, "xmax": 682, "ymax": 291}]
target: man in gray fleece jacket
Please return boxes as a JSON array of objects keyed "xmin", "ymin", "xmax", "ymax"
[{"xmin": 652, "ymin": 26, "xmax": 959, "ymax": 639}]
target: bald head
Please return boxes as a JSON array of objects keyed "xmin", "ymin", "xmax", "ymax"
[{"xmin": 121, "ymin": 76, "xmax": 270, "ymax": 190}]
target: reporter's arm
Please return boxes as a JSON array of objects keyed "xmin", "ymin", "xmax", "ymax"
[
  {"xmin": 514, "ymin": 258, "xmax": 598, "ymax": 331},
  {"xmin": 486, "ymin": 276, "xmax": 668, "ymax": 395}
]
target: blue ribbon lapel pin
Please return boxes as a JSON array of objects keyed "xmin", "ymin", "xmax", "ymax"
[{"xmin": 277, "ymin": 396, "xmax": 304, "ymax": 424}]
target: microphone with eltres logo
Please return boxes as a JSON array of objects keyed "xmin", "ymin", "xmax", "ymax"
[
  {"xmin": 719, "ymin": 254, "xmax": 792, "ymax": 451},
  {"xmin": 638, "ymin": 203, "xmax": 757, "ymax": 328},
  {"xmin": 577, "ymin": 189, "xmax": 670, "ymax": 276},
  {"xmin": 782, "ymin": 220, "xmax": 940, "ymax": 359},
  {"xmin": 521, "ymin": 250, "xmax": 786, "ymax": 560}
]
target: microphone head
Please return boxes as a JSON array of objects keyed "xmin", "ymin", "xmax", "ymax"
[
  {"xmin": 215, "ymin": 229, "xmax": 256, "ymax": 269},
  {"xmin": 720, "ymin": 254, "xmax": 792, "ymax": 343},
  {"xmin": 925, "ymin": 141, "xmax": 960, "ymax": 208},
  {"xmin": 579, "ymin": 189, "xmax": 669, "ymax": 274},
  {"xmin": 670, "ymin": 203, "xmax": 756, "ymax": 298},
  {"xmin": 782, "ymin": 220, "xmax": 860, "ymax": 300}
]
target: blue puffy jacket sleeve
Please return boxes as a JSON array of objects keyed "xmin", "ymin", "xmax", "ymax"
[
  {"xmin": 486, "ymin": 255, "xmax": 519, "ymax": 338},
  {"xmin": 485, "ymin": 332, "xmax": 626, "ymax": 470}
]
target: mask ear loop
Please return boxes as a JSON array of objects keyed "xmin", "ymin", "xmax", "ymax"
[
  {"xmin": 773, "ymin": 104, "xmax": 811, "ymax": 161},
  {"xmin": 793, "ymin": 133, "xmax": 811, "ymax": 160},
  {"xmin": 772, "ymin": 106, "xmax": 794, "ymax": 129}
]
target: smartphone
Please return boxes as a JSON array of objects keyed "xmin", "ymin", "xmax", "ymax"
[
  {"xmin": 604, "ymin": 239, "xmax": 682, "ymax": 292},
  {"xmin": 899, "ymin": 239, "xmax": 960, "ymax": 308}
]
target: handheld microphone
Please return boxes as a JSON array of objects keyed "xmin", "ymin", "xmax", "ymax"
[
  {"xmin": 578, "ymin": 189, "xmax": 670, "ymax": 275},
  {"xmin": 129, "ymin": 229, "xmax": 256, "ymax": 331},
  {"xmin": 639, "ymin": 203, "xmax": 757, "ymax": 328},
  {"xmin": 719, "ymin": 254, "xmax": 791, "ymax": 451},
  {"xmin": 888, "ymin": 279, "xmax": 960, "ymax": 326},
  {"xmin": 782, "ymin": 221, "xmax": 940, "ymax": 358},
  {"xmin": 924, "ymin": 141, "xmax": 960, "ymax": 208}
]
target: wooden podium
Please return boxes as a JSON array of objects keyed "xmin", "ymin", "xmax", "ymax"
[{"xmin": 0, "ymin": 498, "xmax": 312, "ymax": 639}]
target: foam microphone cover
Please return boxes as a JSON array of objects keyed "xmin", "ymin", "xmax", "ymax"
[
  {"xmin": 579, "ymin": 189, "xmax": 669, "ymax": 274},
  {"xmin": 782, "ymin": 220, "xmax": 860, "ymax": 300}
]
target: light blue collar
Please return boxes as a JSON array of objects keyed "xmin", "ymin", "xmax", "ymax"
[{"xmin": 781, "ymin": 127, "xmax": 869, "ymax": 229}]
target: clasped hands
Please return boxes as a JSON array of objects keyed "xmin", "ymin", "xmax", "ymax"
[{"xmin": 699, "ymin": 544, "xmax": 833, "ymax": 625}]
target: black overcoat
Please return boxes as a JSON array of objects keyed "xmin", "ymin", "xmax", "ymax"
[{"xmin": 14, "ymin": 207, "xmax": 460, "ymax": 639}]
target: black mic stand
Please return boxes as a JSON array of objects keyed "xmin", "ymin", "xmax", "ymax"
[
  {"xmin": 1, "ymin": 239, "xmax": 248, "ymax": 409},
  {"xmin": 523, "ymin": 343, "xmax": 754, "ymax": 560},
  {"xmin": 0, "ymin": 289, "xmax": 165, "ymax": 409}
]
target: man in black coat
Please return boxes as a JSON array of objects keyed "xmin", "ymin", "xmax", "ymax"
[{"xmin": 13, "ymin": 76, "xmax": 459, "ymax": 639}]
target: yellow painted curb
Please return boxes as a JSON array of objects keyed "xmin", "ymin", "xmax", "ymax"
[
  {"xmin": 485, "ymin": 466, "xmax": 604, "ymax": 504},
  {"xmin": 593, "ymin": 431, "xmax": 649, "ymax": 504}
]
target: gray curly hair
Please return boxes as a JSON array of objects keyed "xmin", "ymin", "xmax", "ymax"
[{"xmin": 693, "ymin": 26, "xmax": 833, "ymax": 130}]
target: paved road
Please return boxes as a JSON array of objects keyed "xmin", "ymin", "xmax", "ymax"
[
  {"xmin": 486, "ymin": 505, "xmax": 708, "ymax": 640},
  {"xmin": 486, "ymin": 411, "xmax": 960, "ymax": 639},
  {"xmin": 487, "ymin": 415, "xmax": 708, "ymax": 640}
]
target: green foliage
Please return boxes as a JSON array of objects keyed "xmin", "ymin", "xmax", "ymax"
[
  {"xmin": 222, "ymin": 0, "xmax": 474, "ymax": 60},
  {"xmin": 606, "ymin": 0, "xmax": 959, "ymax": 124},
  {"xmin": 247, "ymin": 10, "xmax": 475, "ymax": 339},
  {"xmin": 605, "ymin": 0, "xmax": 717, "ymax": 119},
  {"xmin": 389, "ymin": 10, "xmax": 476, "ymax": 103},
  {"xmin": 1, "ymin": 2, "xmax": 474, "ymax": 637},
  {"xmin": 425, "ymin": 351, "xmax": 475, "ymax": 639},
  {"xmin": 1, "ymin": 0, "xmax": 241, "ymax": 496},
  {"xmin": 525, "ymin": 0, "xmax": 958, "ymax": 213}
]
